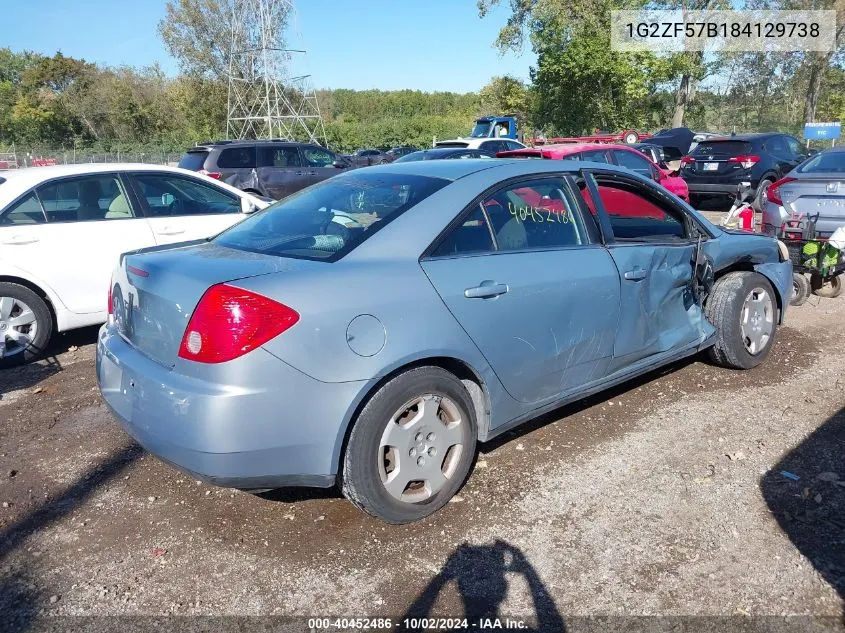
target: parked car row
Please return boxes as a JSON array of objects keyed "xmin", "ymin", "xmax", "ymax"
[{"xmin": 0, "ymin": 164, "xmax": 269, "ymax": 366}]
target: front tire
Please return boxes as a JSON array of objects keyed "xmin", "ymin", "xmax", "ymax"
[
  {"xmin": 0, "ymin": 283, "xmax": 53, "ymax": 369},
  {"xmin": 340, "ymin": 366, "xmax": 477, "ymax": 524},
  {"xmin": 705, "ymin": 272, "xmax": 777, "ymax": 369}
]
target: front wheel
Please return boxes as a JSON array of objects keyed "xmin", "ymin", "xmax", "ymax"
[
  {"xmin": 0, "ymin": 282, "xmax": 53, "ymax": 369},
  {"xmin": 622, "ymin": 131, "xmax": 639, "ymax": 144},
  {"xmin": 705, "ymin": 272, "xmax": 778, "ymax": 369},
  {"xmin": 340, "ymin": 367, "xmax": 477, "ymax": 524}
]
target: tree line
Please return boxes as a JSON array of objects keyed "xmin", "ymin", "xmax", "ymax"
[{"xmin": 0, "ymin": 0, "xmax": 841, "ymax": 156}]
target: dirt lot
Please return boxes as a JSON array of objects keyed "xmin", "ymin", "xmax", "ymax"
[{"xmin": 1, "ymin": 294, "xmax": 844, "ymax": 631}]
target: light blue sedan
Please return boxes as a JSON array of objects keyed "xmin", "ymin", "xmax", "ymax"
[{"xmin": 97, "ymin": 159, "xmax": 792, "ymax": 523}]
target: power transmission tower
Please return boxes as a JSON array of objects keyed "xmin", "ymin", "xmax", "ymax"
[{"xmin": 226, "ymin": 0, "xmax": 327, "ymax": 145}]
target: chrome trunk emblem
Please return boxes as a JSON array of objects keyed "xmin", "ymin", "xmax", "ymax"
[{"xmin": 826, "ymin": 182, "xmax": 839, "ymax": 193}]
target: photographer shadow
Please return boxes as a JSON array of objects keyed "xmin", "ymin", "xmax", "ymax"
[{"xmin": 397, "ymin": 540, "xmax": 565, "ymax": 633}]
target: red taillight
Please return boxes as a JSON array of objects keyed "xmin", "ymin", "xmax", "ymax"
[
  {"xmin": 177, "ymin": 284, "xmax": 299, "ymax": 364},
  {"xmin": 107, "ymin": 273, "xmax": 114, "ymax": 316},
  {"xmin": 766, "ymin": 176, "xmax": 796, "ymax": 206},
  {"xmin": 728, "ymin": 155, "xmax": 760, "ymax": 169},
  {"xmin": 680, "ymin": 155, "xmax": 695, "ymax": 166},
  {"xmin": 199, "ymin": 169, "xmax": 222, "ymax": 180},
  {"xmin": 127, "ymin": 265, "xmax": 149, "ymax": 278}
]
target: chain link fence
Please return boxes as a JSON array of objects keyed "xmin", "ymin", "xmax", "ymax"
[{"xmin": 0, "ymin": 149, "xmax": 184, "ymax": 170}]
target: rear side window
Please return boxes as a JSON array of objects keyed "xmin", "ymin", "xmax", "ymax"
[
  {"xmin": 581, "ymin": 149, "xmax": 610, "ymax": 163},
  {"xmin": 37, "ymin": 175, "xmax": 132, "ymax": 222},
  {"xmin": 591, "ymin": 176, "xmax": 686, "ymax": 242},
  {"xmin": 217, "ymin": 147, "xmax": 257, "ymax": 169},
  {"xmin": 260, "ymin": 147, "xmax": 302, "ymax": 167},
  {"xmin": 692, "ymin": 141, "xmax": 752, "ymax": 156},
  {"xmin": 214, "ymin": 172, "xmax": 449, "ymax": 261},
  {"xmin": 178, "ymin": 151, "xmax": 209, "ymax": 171},
  {"xmin": 477, "ymin": 178, "xmax": 591, "ymax": 251},
  {"xmin": 431, "ymin": 206, "xmax": 494, "ymax": 256},
  {"xmin": 0, "ymin": 192, "xmax": 46, "ymax": 225}
]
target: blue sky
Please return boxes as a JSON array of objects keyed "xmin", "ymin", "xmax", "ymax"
[{"xmin": 3, "ymin": 0, "xmax": 532, "ymax": 92}]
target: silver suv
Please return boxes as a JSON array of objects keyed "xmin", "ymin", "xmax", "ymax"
[{"xmin": 178, "ymin": 140, "xmax": 351, "ymax": 200}]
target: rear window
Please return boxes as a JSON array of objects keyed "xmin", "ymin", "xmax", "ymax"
[
  {"xmin": 178, "ymin": 151, "xmax": 209, "ymax": 171},
  {"xmin": 691, "ymin": 141, "xmax": 752, "ymax": 156},
  {"xmin": 798, "ymin": 151, "xmax": 845, "ymax": 173},
  {"xmin": 436, "ymin": 142, "xmax": 469, "ymax": 148},
  {"xmin": 213, "ymin": 172, "xmax": 449, "ymax": 261}
]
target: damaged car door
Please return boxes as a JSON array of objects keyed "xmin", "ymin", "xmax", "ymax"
[
  {"xmin": 257, "ymin": 145, "xmax": 311, "ymax": 200},
  {"xmin": 583, "ymin": 170, "xmax": 714, "ymax": 372},
  {"xmin": 421, "ymin": 176, "xmax": 621, "ymax": 405}
]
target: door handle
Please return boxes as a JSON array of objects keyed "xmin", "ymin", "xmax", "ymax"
[
  {"xmin": 155, "ymin": 226, "xmax": 185, "ymax": 236},
  {"xmin": 464, "ymin": 281, "xmax": 509, "ymax": 299},
  {"xmin": 0, "ymin": 235, "xmax": 39, "ymax": 245},
  {"xmin": 623, "ymin": 268, "xmax": 647, "ymax": 281}
]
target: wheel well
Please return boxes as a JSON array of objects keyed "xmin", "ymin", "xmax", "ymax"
[
  {"xmin": 711, "ymin": 265, "xmax": 784, "ymax": 319},
  {"xmin": 0, "ymin": 276, "xmax": 57, "ymax": 326},
  {"xmin": 335, "ymin": 357, "xmax": 491, "ymax": 479}
]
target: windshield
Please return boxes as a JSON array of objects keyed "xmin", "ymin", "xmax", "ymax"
[
  {"xmin": 798, "ymin": 151, "xmax": 845, "ymax": 174},
  {"xmin": 470, "ymin": 121, "xmax": 493, "ymax": 138},
  {"xmin": 213, "ymin": 172, "xmax": 449, "ymax": 261},
  {"xmin": 395, "ymin": 151, "xmax": 431, "ymax": 163}
]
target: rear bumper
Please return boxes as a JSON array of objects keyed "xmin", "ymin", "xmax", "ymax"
[
  {"xmin": 686, "ymin": 183, "xmax": 748, "ymax": 196},
  {"xmin": 96, "ymin": 324, "xmax": 367, "ymax": 489}
]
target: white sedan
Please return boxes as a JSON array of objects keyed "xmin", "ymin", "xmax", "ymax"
[{"xmin": 0, "ymin": 163, "xmax": 271, "ymax": 367}]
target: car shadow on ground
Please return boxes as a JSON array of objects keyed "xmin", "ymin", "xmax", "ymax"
[
  {"xmin": 0, "ymin": 443, "xmax": 142, "ymax": 632},
  {"xmin": 0, "ymin": 325, "xmax": 100, "ymax": 395},
  {"xmin": 397, "ymin": 539, "xmax": 565, "ymax": 632},
  {"xmin": 481, "ymin": 354, "xmax": 696, "ymax": 454},
  {"xmin": 761, "ymin": 405, "xmax": 845, "ymax": 606}
]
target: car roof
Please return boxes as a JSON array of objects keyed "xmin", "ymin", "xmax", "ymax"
[
  {"xmin": 343, "ymin": 156, "xmax": 635, "ymax": 181},
  {"xmin": 190, "ymin": 140, "xmax": 319, "ymax": 150},
  {"xmin": 0, "ymin": 163, "xmax": 246, "ymax": 202},
  {"xmin": 696, "ymin": 133, "xmax": 782, "ymax": 142}
]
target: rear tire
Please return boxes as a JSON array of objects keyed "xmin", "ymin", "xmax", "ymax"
[
  {"xmin": 753, "ymin": 178, "xmax": 773, "ymax": 212},
  {"xmin": 705, "ymin": 272, "xmax": 777, "ymax": 369},
  {"xmin": 0, "ymin": 282, "xmax": 53, "ymax": 369},
  {"xmin": 811, "ymin": 274, "xmax": 843, "ymax": 299},
  {"xmin": 340, "ymin": 366, "xmax": 477, "ymax": 524},
  {"xmin": 790, "ymin": 273, "xmax": 811, "ymax": 306}
]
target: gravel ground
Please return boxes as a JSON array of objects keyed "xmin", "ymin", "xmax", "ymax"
[{"xmin": 0, "ymin": 294, "xmax": 844, "ymax": 632}]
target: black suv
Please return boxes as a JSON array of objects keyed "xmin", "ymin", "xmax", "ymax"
[
  {"xmin": 680, "ymin": 133, "xmax": 808, "ymax": 209},
  {"xmin": 178, "ymin": 140, "xmax": 350, "ymax": 200}
]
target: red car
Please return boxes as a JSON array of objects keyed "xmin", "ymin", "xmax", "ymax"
[{"xmin": 496, "ymin": 143, "xmax": 690, "ymax": 203}]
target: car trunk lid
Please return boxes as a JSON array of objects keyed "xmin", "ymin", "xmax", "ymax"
[
  {"xmin": 780, "ymin": 175, "xmax": 845, "ymax": 236},
  {"xmin": 684, "ymin": 140, "xmax": 755, "ymax": 177},
  {"xmin": 112, "ymin": 242, "xmax": 317, "ymax": 368}
]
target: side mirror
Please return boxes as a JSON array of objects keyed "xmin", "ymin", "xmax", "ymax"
[
  {"xmin": 808, "ymin": 149, "xmax": 819, "ymax": 156},
  {"xmin": 652, "ymin": 167, "xmax": 662, "ymax": 182},
  {"xmin": 332, "ymin": 159, "xmax": 346, "ymax": 168},
  {"xmin": 161, "ymin": 192, "xmax": 175, "ymax": 206},
  {"xmin": 240, "ymin": 197, "xmax": 259, "ymax": 214}
]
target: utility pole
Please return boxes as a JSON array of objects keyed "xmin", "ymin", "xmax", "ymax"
[{"xmin": 226, "ymin": 0, "xmax": 327, "ymax": 145}]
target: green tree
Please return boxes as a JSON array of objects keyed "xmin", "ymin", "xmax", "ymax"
[{"xmin": 158, "ymin": 0, "xmax": 290, "ymax": 79}]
